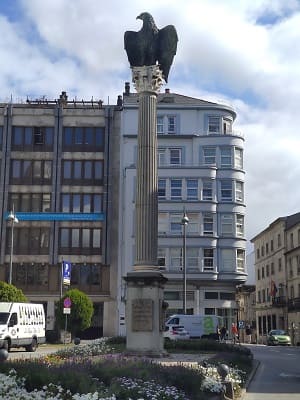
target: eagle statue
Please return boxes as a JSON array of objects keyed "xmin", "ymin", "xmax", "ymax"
[{"xmin": 124, "ymin": 12, "xmax": 178, "ymax": 83}]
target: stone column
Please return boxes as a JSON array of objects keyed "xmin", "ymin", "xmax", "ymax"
[
  {"xmin": 124, "ymin": 65, "xmax": 167, "ymax": 356},
  {"xmin": 132, "ymin": 65, "xmax": 163, "ymax": 271}
]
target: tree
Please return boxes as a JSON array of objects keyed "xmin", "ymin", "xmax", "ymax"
[
  {"xmin": 0, "ymin": 281, "xmax": 27, "ymax": 302},
  {"xmin": 55, "ymin": 289, "xmax": 94, "ymax": 337}
]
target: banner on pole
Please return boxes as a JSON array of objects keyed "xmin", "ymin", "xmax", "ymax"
[{"xmin": 62, "ymin": 261, "xmax": 72, "ymax": 286}]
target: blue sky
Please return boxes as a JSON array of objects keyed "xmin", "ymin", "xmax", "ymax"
[{"xmin": 1, "ymin": 0, "xmax": 300, "ymax": 254}]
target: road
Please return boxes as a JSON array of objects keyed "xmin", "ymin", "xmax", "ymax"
[
  {"xmin": 244, "ymin": 344, "xmax": 300, "ymax": 400},
  {"xmin": 6, "ymin": 343, "xmax": 68, "ymax": 360}
]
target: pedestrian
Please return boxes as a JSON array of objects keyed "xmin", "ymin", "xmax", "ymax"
[
  {"xmin": 220, "ymin": 326, "xmax": 227, "ymax": 342},
  {"xmin": 245, "ymin": 325, "xmax": 252, "ymax": 343},
  {"xmin": 216, "ymin": 326, "xmax": 221, "ymax": 341},
  {"xmin": 231, "ymin": 323, "xmax": 239, "ymax": 344}
]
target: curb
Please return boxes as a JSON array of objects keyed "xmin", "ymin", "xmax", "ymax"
[{"xmin": 240, "ymin": 359, "xmax": 260, "ymax": 399}]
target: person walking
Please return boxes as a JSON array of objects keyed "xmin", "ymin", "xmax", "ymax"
[
  {"xmin": 220, "ymin": 326, "xmax": 227, "ymax": 342},
  {"xmin": 231, "ymin": 323, "xmax": 239, "ymax": 344}
]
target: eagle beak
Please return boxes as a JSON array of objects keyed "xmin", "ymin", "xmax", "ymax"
[{"xmin": 136, "ymin": 14, "xmax": 142, "ymax": 20}]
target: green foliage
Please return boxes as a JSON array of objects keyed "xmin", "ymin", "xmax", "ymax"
[
  {"xmin": 55, "ymin": 289, "xmax": 93, "ymax": 336},
  {"xmin": 106, "ymin": 335, "xmax": 126, "ymax": 345},
  {"xmin": 0, "ymin": 281, "xmax": 27, "ymax": 302}
]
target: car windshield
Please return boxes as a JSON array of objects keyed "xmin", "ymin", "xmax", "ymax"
[
  {"xmin": 271, "ymin": 330, "xmax": 287, "ymax": 335},
  {"xmin": 0, "ymin": 312, "xmax": 9, "ymax": 324}
]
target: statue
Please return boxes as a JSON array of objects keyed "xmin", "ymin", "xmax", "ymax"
[{"xmin": 124, "ymin": 12, "xmax": 178, "ymax": 83}]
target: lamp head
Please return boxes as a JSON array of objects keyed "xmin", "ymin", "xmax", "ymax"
[
  {"xmin": 181, "ymin": 214, "xmax": 189, "ymax": 225},
  {"xmin": 7, "ymin": 211, "xmax": 18, "ymax": 223}
]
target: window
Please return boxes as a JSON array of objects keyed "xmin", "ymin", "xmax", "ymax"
[
  {"xmin": 62, "ymin": 160, "xmax": 103, "ymax": 184},
  {"xmin": 59, "ymin": 228, "xmax": 101, "ymax": 255},
  {"xmin": 158, "ymin": 213, "xmax": 168, "ymax": 234},
  {"xmin": 61, "ymin": 194, "xmax": 102, "ymax": 213},
  {"xmin": 170, "ymin": 248, "xmax": 182, "ymax": 270},
  {"xmin": 236, "ymin": 215, "xmax": 244, "ymax": 237},
  {"xmin": 220, "ymin": 292, "xmax": 235, "ymax": 300},
  {"xmin": 158, "ymin": 248, "xmax": 166, "ymax": 266},
  {"xmin": 8, "ymin": 193, "xmax": 51, "ymax": 212},
  {"xmin": 278, "ymin": 234, "xmax": 281, "ymax": 247},
  {"xmin": 278, "ymin": 258, "xmax": 282, "ymax": 272},
  {"xmin": 220, "ymin": 180, "xmax": 232, "ymax": 201},
  {"xmin": 262, "ymin": 266, "xmax": 265, "ymax": 278},
  {"xmin": 71, "ymin": 264, "xmax": 101, "ymax": 286},
  {"xmin": 266, "ymin": 264, "xmax": 269, "ymax": 277},
  {"xmin": 205, "ymin": 292, "xmax": 218, "ymax": 299},
  {"xmin": 187, "ymin": 248, "xmax": 199, "ymax": 269},
  {"xmin": 203, "ymin": 213, "xmax": 213, "ymax": 235},
  {"xmin": 10, "ymin": 160, "xmax": 52, "ymax": 184},
  {"xmin": 158, "ymin": 179, "xmax": 166, "ymax": 199},
  {"xmin": 220, "ymin": 147, "xmax": 232, "ymax": 167},
  {"xmin": 203, "ymin": 248, "xmax": 214, "ymax": 271},
  {"xmin": 170, "ymin": 179, "xmax": 182, "ymax": 200},
  {"xmin": 15, "ymin": 263, "xmax": 49, "ymax": 288},
  {"xmin": 235, "ymin": 181, "xmax": 244, "ymax": 202},
  {"xmin": 164, "ymin": 291, "xmax": 180, "ymax": 300},
  {"xmin": 63, "ymin": 127, "xmax": 104, "ymax": 150},
  {"xmin": 223, "ymin": 118, "xmax": 232, "ymax": 134},
  {"xmin": 186, "ymin": 213, "xmax": 200, "ymax": 234},
  {"xmin": 7, "ymin": 227, "xmax": 50, "ymax": 255},
  {"xmin": 271, "ymin": 262, "xmax": 274, "ymax": 275},
  {"xmin": 186, "ymin": 179, "xmax": 198, "ymax": 200},
  {"xmin": 257, "ymin": 248, "xmax": 260, "ymax": 259},
  {"xmin": 221, "ymin": 249, "xmax": 234, "ymax": 271},
  {"xmin": 290, "ymin": 233, "xmax": 294, "ymax": 249},
  {"xmin": 234, "ymin": 148, "xmax": 243, "ymax": 169},
  {"xmin": 266, "ymin": 243, "xmax": 269, "ymax": 254},
  {"xmin": 170, "ymin": 213, "xmax": 182, "ymax": 234},
  {"xmin": 208, "ymin": 116, "xmax": 220, "ymax": 133},
  {"xmin": 12, "ymin": 126, "xmax": 54, "ymax": 150},
  {"xmin": 237, "ymin": 249, "xmax": 245, "ymax": 271},
  {"xmin": 202, "ymin": 180, "xmax": 213, "ymax": 200},
  {"xmin": 158, "ymin": 148, "xmax": 182, "ymax": 166},
  {"xmin": 203, "ymin": 147, "xmax": 216, "ymax": 165},
  {"xmin": 271, "ymin": 239, "xmax": 274, "ymax": 252},
  {"xmin": 170, "ymin": 148, "xmax": 181, "ymax": 165},
  {"xmin": 221, "ymin": 214, "xmax": 233, "ymax": 236},
  {"xmin": 156, "ymin": 115, "xmax": 178, "ymax": 134},
  {"xmin": 257, "ymin": 269, "xmax": 260, "ymax": 280}
]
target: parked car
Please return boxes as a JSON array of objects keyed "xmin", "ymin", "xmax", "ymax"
[
  {"xmin": 267, "ymin": 329, "xmax": 291, "ymax": 346},
  {"xmin": 164, "ymin": 325, "xmax": 190, "ymax": 341}
]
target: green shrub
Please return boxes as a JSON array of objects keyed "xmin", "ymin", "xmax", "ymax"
[{"xmin": 0, "ymin": 281, "xmax": 27, "ymax": 302}]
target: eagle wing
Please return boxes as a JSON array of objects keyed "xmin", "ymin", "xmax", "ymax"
[
  {"xmin": 157, "ymin": 25, "xmax": 178, "ymax": 82},
  {"xmin": 124, "ymin": 30, "xmax": 143, "ymax": 66}
]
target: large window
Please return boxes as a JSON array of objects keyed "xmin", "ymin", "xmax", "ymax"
[
  {"xmin": 10, "ymin": 160, "xmax": 52, "ymax": 184},
  {"xmin": 220, "ymin": 180, "xmax": 232, "ymax": 201},
  {"xmin": 12, "ymin": 126, "xmax": 54, "ymax": 150},
  {"xmin": 236, "ymin": 215, "xmax": 244, "ymax": 237},
  {"xmin": 9, "ymin": 193, "xmax": 51, "ymax": 212},
  {"xmin": 203, "ymin": 213, "xmax": 214, "ymax": 235},
  {"xmin": 235, "ymin": 181, "xmax": 244, "ymax": 202},
  {"xmin": 158, "ymin": 179, "xmax": 166, "ymax": 199},
  {"xmin": 220, "ymin": 147, "xmax": 232, "ymax": 167},
  {"xmin": 186, "ymin": 179, "xmax": 198, "ymax": 200},
  {"xmin": 70, "ymin": 264, "xmax": 101, "ymax": 286},
  {"xmin": 202, "ymin": 180, "xmax": 213, "ymax": 200},
  {"xmin": 157, "ymin": 115, "xmax": 178, "ymax": 134},
  {"xmin": 203, "ymin": 147, "xmax": 216, "ymax": 165},
  {"xmin": 62, "ymin": 160, "xmax": 103, "ymax": 184},
  {"xmin": 221, "ymin": 214, "xmax": 233, "ymax": 236},
  {"xmin": 61, "ymin": 193, "xmax": 102, "ymax": 212},
  {"xmin": 6, "ymin": 227, "xmax": 50, "ymax": 255},
  {"xmin": 63, "ymin": 127, "xmax": 105, "ymax": 150},
  {"xmin": 234, "ymin": 148, "xmax": 243, "ymax": 169},
  {"xmin": 170, "ymin": 179, "xmax": 182, "ymax": 200},
  {"xmin": 59, "ymin": 228, "xmax": 101, "ymax": 255},
  {"xmin": 203, "ymin": 248, "xmax": 214, "ymax": 271},
  {"xmin": 158, "ymin": 148, "xmax": 182, "ymax": 166},
  {"xmin": 237, "ymin": 249, "xmax": 245, "ymax": 271},
  {"xmin": 208, "ymin": 116, "xmax": 220, "ymax": 133},
  {"xmin": 15, "ymin": 263, "xmax": 49, "ymax": 288}
]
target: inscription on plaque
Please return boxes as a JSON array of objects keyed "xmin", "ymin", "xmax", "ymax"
[{"xmin": 132, "ymin": 299, "xmax": 153, "ymax": 331}]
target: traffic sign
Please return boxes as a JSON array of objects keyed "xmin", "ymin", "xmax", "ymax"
[
  {"xmin": 63, "ymin": 297, "xmax": 72, "ymax": 308},
  {"xmin": 63, "ymin": 308, "xmax": 71, "ymax": 314}
]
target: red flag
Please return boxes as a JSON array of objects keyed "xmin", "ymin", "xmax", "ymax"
[{"xmin": 270, "ymin": 280, "xmax": 277, "ymax": 297}]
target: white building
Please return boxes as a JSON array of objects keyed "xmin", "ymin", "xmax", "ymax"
[{"xmin": 117, "ymin": 84, "xmax": 247, "ymax": 335}]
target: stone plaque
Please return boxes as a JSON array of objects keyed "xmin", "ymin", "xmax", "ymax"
[{"xmin": 132, "ymin": 299, "xmax": 153, "ymax": 331}]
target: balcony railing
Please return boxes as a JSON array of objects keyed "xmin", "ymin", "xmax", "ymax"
[
  {"xmin": 287, "ymin": 297, "xmax": 300, "ymax": 312},
  {"xmin": 272, "ymin": 296, "xmax": 287, "ymax": 307}
]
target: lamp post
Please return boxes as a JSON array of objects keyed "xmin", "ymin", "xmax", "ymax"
[
  {"xmin": 181, "ymin": 211, "xmax": 189, "ymax": 314},
  {"xmin": 7, "ymin": 209, "xmax": 19, "ymax": 285}
]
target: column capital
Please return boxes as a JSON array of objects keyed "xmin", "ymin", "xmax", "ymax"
[{"xmin": 131, "ymin": 65, "xmax": 164, "ymax": 94}]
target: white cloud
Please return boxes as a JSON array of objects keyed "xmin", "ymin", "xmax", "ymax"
[{"xmin": 0, "ymin": 0, "xmax": 300, "ymax": 251}]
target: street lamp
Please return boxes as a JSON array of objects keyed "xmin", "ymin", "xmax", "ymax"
[
  {"xmin": 181, "ymin": 211, "xmax": 189, "ymax": 314},
  {"xmin": 7, "ymin": 209, "xmax": 19, "ymax": 285}
]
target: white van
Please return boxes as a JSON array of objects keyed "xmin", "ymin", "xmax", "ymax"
[
  {"xmin": 165, "ymin": 314, "xmax": 222, "ymax": 339},
  {"xmin": 0, "ymin": 302, "xmax": 46, "ymax": 352}
]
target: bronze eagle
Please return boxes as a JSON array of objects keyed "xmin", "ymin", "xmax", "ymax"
[{"xmin": 124, "ymin": 12, "xmax": 178, "ymax": 83}]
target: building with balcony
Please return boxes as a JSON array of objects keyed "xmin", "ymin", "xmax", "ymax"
[
  {"xmin": 0, "ymin": 92, "xmax": 122, "ymax": 337},
  {"xmin": 117, "ymin": 84, "xmax": 247, "ymax": 335},
  {"xmin": 251, "ymin": 212, "xmax": 300, "ymax": 345}
]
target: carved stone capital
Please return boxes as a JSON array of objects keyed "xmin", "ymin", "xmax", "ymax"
[{"xmin": 131, "ymin": 65, "xmax": 164, "ymax": 94}]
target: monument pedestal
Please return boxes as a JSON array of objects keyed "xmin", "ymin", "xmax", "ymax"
[{"xmin": 124, "ymin": 271, "xmax": 168, "ymax": 357}]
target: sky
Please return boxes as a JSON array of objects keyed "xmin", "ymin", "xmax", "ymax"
[{"xmin": 1, "ymin": 0, "xmax": 300, "ymax": 255}]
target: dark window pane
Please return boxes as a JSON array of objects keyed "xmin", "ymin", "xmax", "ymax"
[
  {"xmin": 94, "ymin": 194, "xmax": 102, "ymax": 212},
  {"xmin": 33, "ymin": 161, "xmax": 42, "ymax": 178},
  {"xmin": 71, "ymin": 229, "xmax": 80, "ymax": 247},
  {"xmin": 92, "ymin": 229, "xmax": 101, "ymax": 248},
  {"xmin": 95, "ymin": 128, "xmax": 104, "ymax": 146},
  {"xmin": 82, "ymin": 229, "xmax": 90, "ymax": 247},
  {"xmin": 23, "ymin": 161, "xmax": 32, "ymax": 178},
  {"xmin": 62, "ymin": 194, "xmax": 70, "ymax": 212},
  {"xmin": 75, "ymin": 127, "xmax": 83, "ymax": 144},
  {"xmin": 24, "ymin": 127, "xmax": 32, "ymax": 145},
  {"xmin": 85, "ymin": 128, "xmax": 93, "ymax": 145},
  {"xmin": 13, "ymin": 127, "xmax": 23, "ymax": 145},
  {"xmin": 64, "ymin": 127, "xmax": 73, "ymax": 145},
  {"xmin": 74, "ymin": 161, "xmax": 82, "ymax": 179},
  {"xmin": 63, "ymin": 161, "xmax": 72, "ymax": 179},
  {"xmin": 84, "ymin": 161, "xmax": 92, "ymax": 179},
  {"xmin": 45, "ymin": 127, "xmax": 53, "ymax": 145},
  {"xmin": 42, "ymin": 194, "xmax": 51, "ymax": 212},
  {"xmin": 21, "ymin": 194, "xmax": 31, "ymax": 211},
  {"xmin": 12, "ymin": 160, "xmax": 21, "ymax": 178},
  {"xmin": 60, "ymin": 228, "xmax": 69, "ymax": 247},
  {"xmin": 94, "ymin": 161, "xmax": 102, "ymax": 179},
  {"xmin": 83, "ymin": 194, "xmax": 91, "ymax": 212},
  {"xmin": 73, "ymin": 194, "xmax": 81, "ymax": 212}
]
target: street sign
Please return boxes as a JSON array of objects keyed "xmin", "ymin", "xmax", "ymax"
[
  {"xmin": 63, "ymin": 297, "xmax": 72, "ymax": 308},
  {"xmin": 238, "ymin": 320, "xmax": 245, "ymax": 329},
  {"xmin": 63, "ymin": 308, "xmax": 71, "ymax": 314}
]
